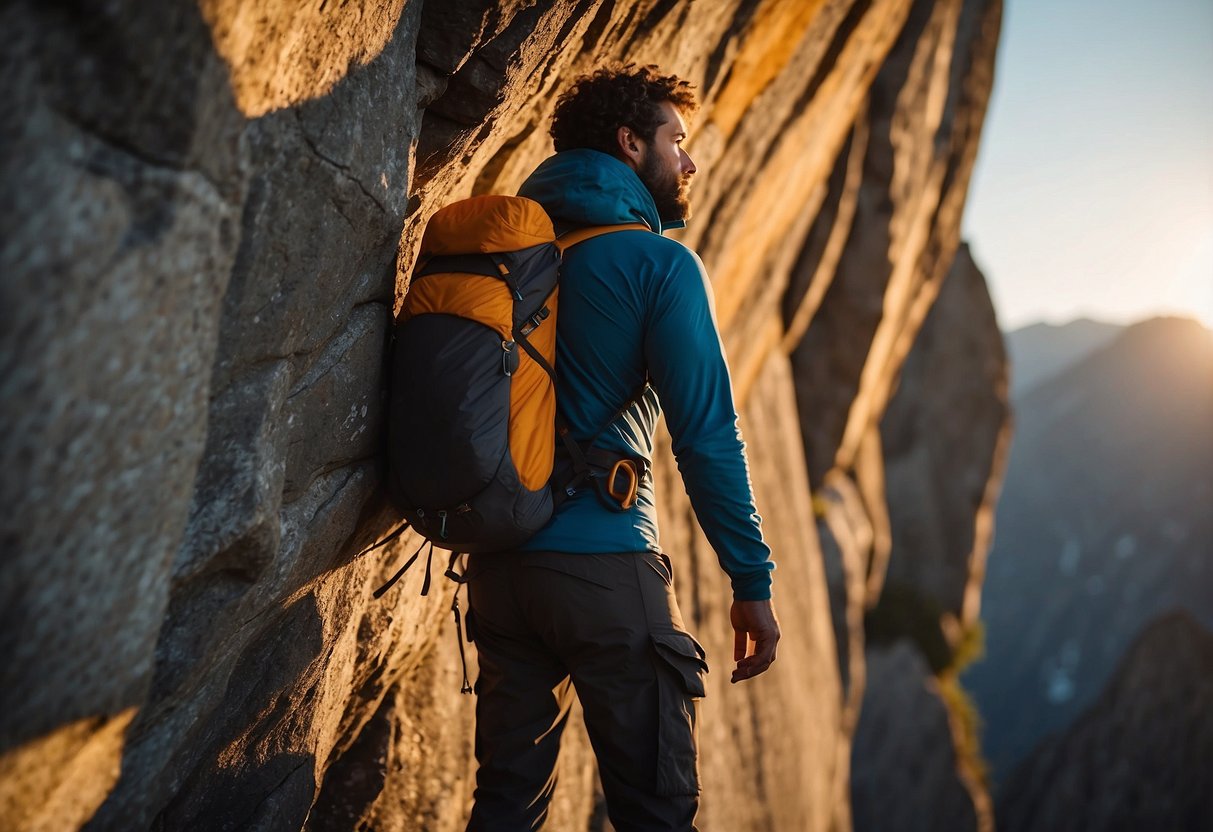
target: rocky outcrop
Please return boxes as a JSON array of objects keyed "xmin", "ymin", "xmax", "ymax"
[
  {"xmin": 878, "ymin": 243, "xmax": 1009, "ymax": 630},
  {"xmin": 787, "ymin": 0, "xmax": 1002, "ymax": 713},
  {"xmin": 997, "ymin": 611, "xmax": 1213, "ymax": 832},
  {"xmin": 848, "ymin": 243, "xmax": 1008, "ymax": 832},
  {"xmin": 851, "ymin": 642, "xmax": 988, "ymax": 832},
  {"xmin": 781, "ymin": 2, "xmax": 1006, "ymax": 827},
  {"xmin": 1, "ymin": 1, "xmax": 1003, "ymax": 829}
]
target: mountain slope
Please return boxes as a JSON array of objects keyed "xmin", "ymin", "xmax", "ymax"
[
  {"xmin": 997, "ymin": 611, "xmax": 1213, "ymax": 832},
  {"xmin": 963, "ymin": 316, "xmax": 1213, "ymax": 783},
  {"xmin": 1004, "ymin": 318, "xmax": 1122, "ymax": 398}
]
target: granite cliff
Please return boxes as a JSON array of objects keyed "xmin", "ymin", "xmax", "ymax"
[{"xmin": 0, "ymin": 0, "xmax": 1003, "ymax": 829}]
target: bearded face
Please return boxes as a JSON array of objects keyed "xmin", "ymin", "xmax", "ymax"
[{"xmin": 638, "ymin": 148, "xmax": 693, "ymax": 222}]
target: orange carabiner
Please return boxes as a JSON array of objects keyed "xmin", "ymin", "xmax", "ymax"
[{"xmin": 607, "ymin": 459, "xmax": 639, "ymax": 510}]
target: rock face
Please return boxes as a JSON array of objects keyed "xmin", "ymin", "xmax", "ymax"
[
  {"xmin": 848, "ymin": 242, "xmax": 1008, "ymax": 832},
  {"xmin": 879, "ymin": 243, "xmax": 1009, "ymax": 631},
  {"xmin": 997, "ymin": 611, "xmax": 1213, "ymax": 832},
  {"xmin": 0, "ymin": 1, "xmax": 1003, "ymax": 829},
  {"xmin": 851, "ymin": 642, "xmax": 987, "ymax": 832},
  {"xmin": 964, "ymin": 316, "xmax": 1213, "ymax": 783}
]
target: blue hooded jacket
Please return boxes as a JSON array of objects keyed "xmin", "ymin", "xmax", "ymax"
[{"xmin": 517, "ymin": 149, "xmax": 773, "ymax": 600}]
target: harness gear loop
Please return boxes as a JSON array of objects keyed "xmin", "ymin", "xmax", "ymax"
[{"xmin": 606, "ymin": 458, "xmax": 640, "ymax": 509}]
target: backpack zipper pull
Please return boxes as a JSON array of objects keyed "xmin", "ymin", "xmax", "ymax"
[
  {"xmin": 501, "ymin": 340, "xmax": 516, "ymax": 376},
  {"xmin": 438, "ymin": 509, "xmax": 449, "ymax": 540}
]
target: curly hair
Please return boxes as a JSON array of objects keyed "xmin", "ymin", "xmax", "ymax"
[{"xmin": 550, "ymin": 64, "xmax": 698, "ymax": 155}]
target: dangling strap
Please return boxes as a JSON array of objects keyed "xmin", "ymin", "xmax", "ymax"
[
  {"xmin": 444, "ymin": 551, "xmax": 466, "ymax": 583},
  {"xmin": 420, "ymin": 541, "xmax": 435, "ymax": 596},
  {"xmin": 356, "ymin": 520, "xmax": 411, "ymax": 558},
  {"xmin": 373, "ymin": 537, "xmax": 426, "ymax": 598},
  {"xmin": 451, "ymin": 590, "xmax": 474, "ymax": 695}
]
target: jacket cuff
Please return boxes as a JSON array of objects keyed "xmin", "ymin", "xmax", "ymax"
[{"xmin": 730, "ymin": 570, "xmax": 773, "ymax": 601}]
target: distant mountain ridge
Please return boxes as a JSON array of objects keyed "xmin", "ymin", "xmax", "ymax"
[
  {"xmin": 996, "ymin": 610, "xmax": 1213, "ymax": 832},
  {"xmin": 965, "ymin": 315, "xmax": 1213, "ymax": 785},
  {"xmin": 1004, "ymin": 318, "xmax": 1122, "ymax": 398}
]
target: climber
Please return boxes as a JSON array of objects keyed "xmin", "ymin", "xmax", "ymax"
[{"xmin": 463, "ymin": 65, "xmax": 780, "ymax": 832}]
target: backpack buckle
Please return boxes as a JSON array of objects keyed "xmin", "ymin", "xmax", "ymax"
[{"xmin": 519, "ymin": 306, "xmax": 550, "ymax": 336}]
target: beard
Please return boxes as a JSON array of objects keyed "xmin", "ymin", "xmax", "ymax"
[{"xmin": 638, "ymin": 151, "xmax": 692, "ymax": 223}]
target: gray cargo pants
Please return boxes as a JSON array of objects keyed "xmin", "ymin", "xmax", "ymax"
[{"xmin": 464, "ymin": 550, "xmax": 707, "ymax": 831}]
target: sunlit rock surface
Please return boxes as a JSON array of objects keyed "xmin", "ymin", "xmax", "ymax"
[{"xmin": 1, "ymin": 0, "xmax": 1002, "ymax": 828}]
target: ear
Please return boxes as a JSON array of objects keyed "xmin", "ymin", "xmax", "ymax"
[{"xmin": 615, "ymin": 125, "xmax": 645, "ymax": 169}]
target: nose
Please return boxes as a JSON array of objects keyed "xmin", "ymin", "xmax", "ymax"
[{"xmin": 680, "ymin": 148, "xmax": 696, "ymax": 175}]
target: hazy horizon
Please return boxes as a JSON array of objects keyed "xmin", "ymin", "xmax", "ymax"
[{"xmin": 1003, "ymin": 310, "xmax": 1212, "ymax": 335}]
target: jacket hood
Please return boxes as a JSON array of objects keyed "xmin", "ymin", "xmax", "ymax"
[{"xmin": 517, "ymin": 149, "xmax": 685, "ymax": 235}]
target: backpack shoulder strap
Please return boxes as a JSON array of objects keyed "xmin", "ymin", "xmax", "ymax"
[{"xmin": 556, "ymin": 222, "xmax": 650, "ymax": 252}]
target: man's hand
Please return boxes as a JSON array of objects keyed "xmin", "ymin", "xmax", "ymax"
[{"xmin": 730, "ymin": 599, "xmax": 781, "ymax": 683}]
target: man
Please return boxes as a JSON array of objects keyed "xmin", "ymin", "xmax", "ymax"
[{"xmin": 464, "ymin": 65, "xmax": 780, "ymax": 831}]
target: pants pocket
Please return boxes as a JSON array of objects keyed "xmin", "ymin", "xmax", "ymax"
[{"xmin": 651, "ymin": 631, "xmax": 709, "ymax": 796}]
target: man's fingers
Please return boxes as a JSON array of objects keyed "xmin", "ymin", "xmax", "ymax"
[
  {"xmin": 730, "ymin": 628, "xmax": 779, "ymax": 683},
  {"xmin": 730, "ymin": 654, "xmax": 773, "ymax": 682},
  {"xmin": 728, "ymin": 599, "xmax": 782, "ymax": 683}
]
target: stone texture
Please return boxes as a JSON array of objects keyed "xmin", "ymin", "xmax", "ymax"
[
  {"xmin": 790, "ymin": 0, "xmax": 1002, "ymax": 483},
  {"xmin": 851, "ymin": 642, "xmax": 987, "ymax": 832},
  {"xmin": 779, "ymin": 1, "xmax": 1004, "ymax": 827},
  {"xmin": 1, "ymin": 1, "xmax": 1004, "ymax": 829},
  {"xmin": 997, "ymin": 611, "xmax": 1213, "ymax": 832},
  {"xmin": 846, "ymin": 244, "xmax": 1009, "ymax": 832},
  {"xmin": 686, "ymin": 352, "xmax": 842, "ymax": 832},
  {"xmin": 1, "ymin": 5, "xmax": 245, "ymax": 828},
  {"xmin": 879, "ymin": 243, "xmax": 1010, "ymax": 628}
]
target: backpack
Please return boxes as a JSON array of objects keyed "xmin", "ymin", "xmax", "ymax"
[{"xmin": 364, "ymin": 195, "xmax": 650, "ymax": 599}]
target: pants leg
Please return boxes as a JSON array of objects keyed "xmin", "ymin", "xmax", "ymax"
[
  {"xmin": 466, "ymin": 551, "xmax": 707, "ymax": 832},
  {"xmin": 562, "ymin": 553, "xmax": 705, "ymax": 832},
  {"xmin": 466, "ymin": 557, "xmax": 575, "ymax": 832}
]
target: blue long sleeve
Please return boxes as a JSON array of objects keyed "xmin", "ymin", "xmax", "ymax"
[
  {"xmin": 644, "ymin": 250, "xmax": 774, "ymax": 600},
  {"xmin": 516, "ymin": 149, "xmax": 774, "ymax": 599}
]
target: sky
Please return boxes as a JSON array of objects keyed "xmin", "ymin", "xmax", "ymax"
[{"xmin": 962, "ymin": 0, "xmax": 1213, "ymax": 331}]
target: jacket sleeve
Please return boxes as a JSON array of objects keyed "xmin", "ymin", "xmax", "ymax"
[{"xmin": 644, "ymin": 246, "xmax": 774, "ymax": 600}]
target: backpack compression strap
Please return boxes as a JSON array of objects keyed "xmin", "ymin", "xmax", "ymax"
[{"xmin": 513, "ymin": 222, "xmax": 654, "ymax": 509}]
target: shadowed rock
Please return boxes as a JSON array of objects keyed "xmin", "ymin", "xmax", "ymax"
[{"xmin": 998, "ymin": 611, "xmax": 1213, "ymax": 832}]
